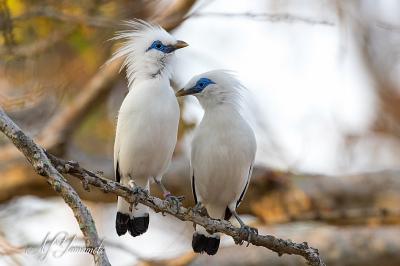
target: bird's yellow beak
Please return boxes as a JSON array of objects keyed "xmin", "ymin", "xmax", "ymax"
[
  {"xmin": 175, "ymin": 88, "xmax": 188, "ymax": 97},
  {"xmin": 174, "ymin": 40, "xmax": 189, "ymax": 50},
  {"xmin": 175, "ymin": 87, "xmax": 199, "ymax": 97}
]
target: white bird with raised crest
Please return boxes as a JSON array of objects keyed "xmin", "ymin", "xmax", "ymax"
[
  {"xmin": 110, "ymin": 20, "xmax": 188, "ymax": 237},
  {"xmin": 176, "ymin": 70, "xmax": 257, "ymax": 255}
]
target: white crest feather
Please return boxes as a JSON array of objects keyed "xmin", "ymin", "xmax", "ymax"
[{"xmin": 107, "ymin": 19, "xmax": 177, "ymax": 87}]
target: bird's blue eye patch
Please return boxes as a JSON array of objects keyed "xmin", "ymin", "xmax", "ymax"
[
  {"xmin": 147, "ymin": 40, "xmax": 174, "ymax": 53},
  {"xmin": 192, "ymin": 78, "xmax": 215, "ymax": 93}
]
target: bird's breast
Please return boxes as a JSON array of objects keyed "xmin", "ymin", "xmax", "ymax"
[{"xmin": 115, "ymin": 81, "xmax": 180, "ymax": 178}]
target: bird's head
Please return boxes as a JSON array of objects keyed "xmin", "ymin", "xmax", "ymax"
[
  {"xmin": 176, "ymin": 70, "xmax": 245, "ymax": 109},
  {"xmin": 109, "ymin": 19, "xmax": 188, "ymax": 84}
]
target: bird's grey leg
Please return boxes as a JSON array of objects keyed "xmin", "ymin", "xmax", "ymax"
[
  {"xmin": 231, "ymin": 210, "xmax": 258, "ymax": 243},
  {"xmin": 154, "ymin": 178, "xmax": 184, "ymax": 213},
  {"xmin": 128, "ymin": 180, "xmax": 134, "ymax": 212},
  {"xmin": 154, "ymin": 178, "xmax": 170, "ymax": 197},
  {"xmin": 190, "ymin": 202, "xmax": 206, "ymax": 215},
  {"xmin": 192, "ymin": 202, "xmax": 203, "ymax": 212}
]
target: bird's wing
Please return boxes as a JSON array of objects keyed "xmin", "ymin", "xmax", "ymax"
[
  {"xmin": 236, "ymin": 164, "xmax": 253, "ymax": 208},
  {"xmin": 191, "ymin": 168, "xmax": 198, "ymax": 204},
  {"xmin": 115, "ymin": 160, "xmax": 121, "ymax": 183},
  {"xmin": 114, "ymin": 116, "xmax": 121, "ymax": 183}
]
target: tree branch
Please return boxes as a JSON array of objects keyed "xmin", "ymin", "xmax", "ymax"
[
  {"xmin": 0, "ymin": 108, "xmax": 110, "ymax": 266},
  {"xmin": 13, "ymin": 7, "xmax": 117, "ymax": 28},
  {"xmin": 189, "ymin": 12, "xmax": 334, "ymax": 26},
  {"xmin": 0, "ymin": 108, "xmax": 325, "ymax": 265},
  {"xmin": 0, "ymin": 27, "xmax": 75, "ymax": 58},
  {"xmin": 0, "ymin": 54, "xmax": 123, "ymax": 162}
]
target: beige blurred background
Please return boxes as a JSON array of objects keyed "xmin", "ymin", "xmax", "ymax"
[{"xmin": 1, "ymin": 0, "xmax": 400, "ymax": 265}]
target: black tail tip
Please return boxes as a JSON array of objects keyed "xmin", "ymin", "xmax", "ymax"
[
  {"xmin": 115, "ymin": 212, "xmax": 130, "ymax": 236},
  {"xmin": 192, "ymin": 232, "xmax": 220, "ymax": 255},
  {"xmin": 128, "ymin": 214, "xmax": 149, "ymax": 237},
  {"xmin": 192, "ymin": 232, "xmax": 207, "ymax": 253},
  {"xmin": 206, "ymin": 237, "xmax": 220, "ymax": 255}
]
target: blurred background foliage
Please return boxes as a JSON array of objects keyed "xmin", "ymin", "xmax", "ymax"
[{"xmin": 1, "ymin": 0, "xmax": 400, "ymax": 266}]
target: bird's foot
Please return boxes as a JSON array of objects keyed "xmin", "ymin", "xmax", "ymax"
[
  {"xmin": 164, "ymin": 192, "xmax": 184, "ymax": 214},
  {"xmin": 238, "ymin": 225, "xmax": 258, "ymax": 245},
  {"xmin": 131, "ymin": 186, "xmax": 142, "ymax": 194},
  {"xmin": 129, "ymin": 186, "xmax": 142, "ymax": 208},
  {"xmin": 190, "ymin": 202, "xmax": 206, "ymax": 216}
]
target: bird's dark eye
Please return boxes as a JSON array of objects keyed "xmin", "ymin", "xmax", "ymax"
[
  {"xmin": 199, "ymin": 83, "xmax": 204, "ymax": 87},
  {"xmin": 156, "ymin": 43, "xmax": 162, "ymax": 49}
]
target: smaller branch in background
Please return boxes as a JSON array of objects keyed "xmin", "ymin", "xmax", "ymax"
[
  {"xmin": 0, "ymin": 86, "xmax": 46, "ymax": 111},
  {"xmin": 0, "ymin": 234, "xmax": 22, "ymax": 257},
  {"xmin": 376, "ymin": 21, "xmax": 400, "ymax": 33},
  {"xmin": 12, "ymin": 6, "xmax": 117, "ymax": 29},
  {"xmin": 0, "ymin": 57, "xmax": 123, "ymax": 161},
  {"xmin": 189, "ymin": 12, "xmax": 334, "ymax": 26},
  {"xmin": 154, "ymin": 0, "xmax": 197, "ymax": 30},
  {"xmin": 0, "ymin": 27, "xmax": 75, "ymax": 58},
  {"xmin": 0, "ymin": 0, "xmax": 15, "ymax": 47},
  {"xmin": 0, "ymin": 108, "xmax": 110, "ymax": 266}
]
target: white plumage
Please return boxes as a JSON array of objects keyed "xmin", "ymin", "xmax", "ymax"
[
  {"xmin": 111, "ymin": 20, "xmax": 187, "ymax": 237},
  {"xmin": 176, "ymin": 70, "xmax": 257, "ymax": 255}
]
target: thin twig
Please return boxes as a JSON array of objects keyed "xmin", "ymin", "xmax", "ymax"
[
  {"xmin": 13, "ymin": 7, "xmax": 116, "ymax": 28},
  {"xmin": 0, "ymin": 27, "xmax": 75, "ymax": 58},
  {"xmin": 189, "ymin": 12, "xmax": 334, "ymax": 26},
  {"xmin": 376, "ymin": 21, "xmax": 400, "ymax": 33}
]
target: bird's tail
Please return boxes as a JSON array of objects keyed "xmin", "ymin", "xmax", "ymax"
[
  {"xmin": 191, "ymin": 204, "xmax": 225, "ymax": 254},
  {"xmin": 192, "ymin": 225, "xmax": 220, "ymax": 255},
  {"xmin": 129, "ymin": 203, "xmax": 150, "ymax": 237},
  {"xmin": 192, "ymin": 203, "xmax": 223, "ymax": 255},
  {"xmin": 116, "ymin": 197, "xmax": 150, "ymax": 237},
  {"xmin": 115, "ymin": 196, "xmax": 130, "ymax": 236},
  {"xmin": 115, "ymin": 178, "xmax": 150, "ymax": 237}
]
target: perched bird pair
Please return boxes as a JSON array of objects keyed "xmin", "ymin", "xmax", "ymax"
[{"xmin": 111, "ymin": 20, "xmax": 257, "ymax": 255}]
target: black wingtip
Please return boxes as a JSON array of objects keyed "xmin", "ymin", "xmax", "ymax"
[
  {"xmin": 224, "ymin": 207, "xmax": 232, "ymax": 220},
  {"xmin": 116, "ymin": 212, "xmax": 130, "ymax": 236},
  {"xmin": 192, "ymin": 232, "xmax": 220, "ymax": 255},
  {"xmin": 128, "ymin": 214, "xmax": 149, "ymax": 237}
]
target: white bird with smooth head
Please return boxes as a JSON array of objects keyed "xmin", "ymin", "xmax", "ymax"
[{"xmin": 176, "ymin": 70, "xmax": 257, "ymax": 255}]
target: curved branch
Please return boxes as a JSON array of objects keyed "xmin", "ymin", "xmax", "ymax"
[
  {"xmin": 13, "ymin": 7, "xmax": 116, "ymax": 28},
  {"xmin": 189, "ymin": 12, "xmax": 334, "ymax": 26},
  {"xmin": 0, "ymin": 108, "xmax": 110, "ymax": 266},
  {"xmin": 0, "ymin": 107, "xmax": 325, "ymax": 266}
]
